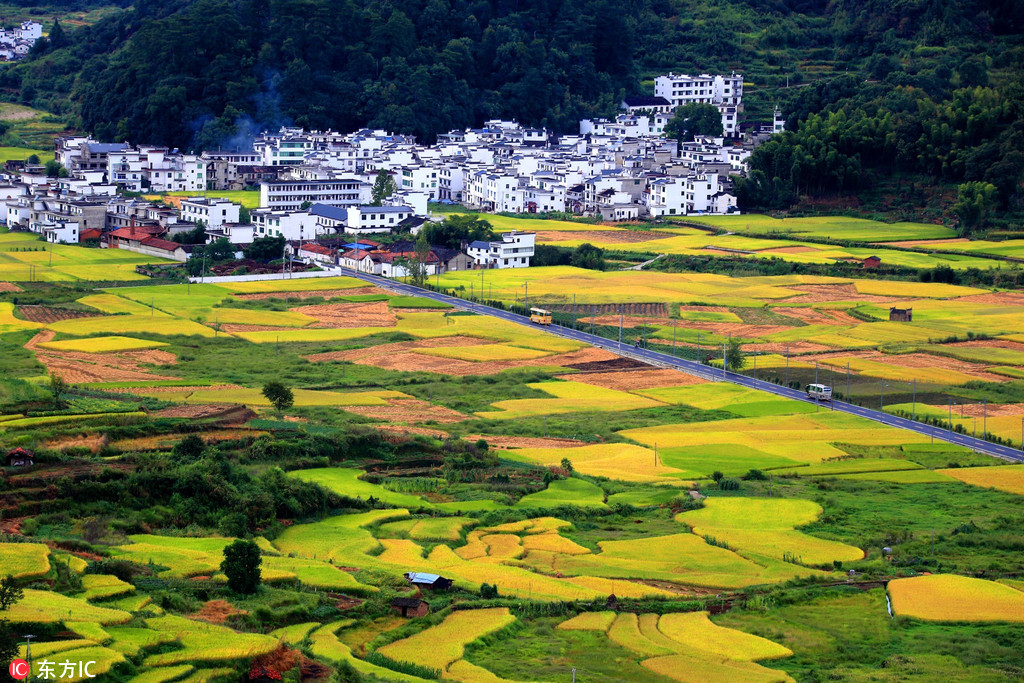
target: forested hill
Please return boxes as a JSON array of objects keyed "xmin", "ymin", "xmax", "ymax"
[{"xmin": 3, "ymin": 0, "xmax": 1020, "ymax": 151}]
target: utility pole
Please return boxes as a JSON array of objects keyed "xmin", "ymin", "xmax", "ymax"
[
  {"xmin": 983, "ymin": 399, "xmax": 987, "ymax": 438},
  {"xmin": 672, "ymin": 320, "xmax": 677, "ymax": 357},
  {"xmin": 846, "ymin": 362, "xmax": 850, "ymax": 403},
  {"xmin": 785, "ymin": 346, "xmax": 789, "ymax": 386},
  {"xmin": 912, "ymin": 379, "xmax": 916, "ymax": 420},
  {"xmin": 815, "ymin": 360, "xmax": 819, "ymax": 385},
  {"xmin": 524, "ymin": 281, "xmax": 528, "ymax": 309},
  {"xmin": 696, "ymin": 333, "xmax": 701, "ymax": 364},
  {"xmin": 572, "ymin": 293, "xmax": 576, "ymax": 330},
  {"xmin": 880, "ymin": 380, "xmax": 885, "ymax": 410},
  {"xmin": 619, "ymin": 308, "xmax": 623, "ymax": 348}
]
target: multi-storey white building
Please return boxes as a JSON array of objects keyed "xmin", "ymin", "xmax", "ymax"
[
  {"xmin": 466, "ymin": 231, "xmax": 535, "ymax": 268},
  {"xmin": 180, "ymin": 197, "xmax": 241, "ymax": 228},
  {"xmin": 654, "ymin": 72, "xmax": 744, "ymax": 136},
  {"xmin": 259, "ymin": 178, "xmax": 371, "ymax": 211},
  {"xmin": 251, "ymin": 209, "xmax": 317, "ymax": 241}
]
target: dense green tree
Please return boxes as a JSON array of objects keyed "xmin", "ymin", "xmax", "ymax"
[
  {"xmin": 725, "ymin": 337, "xmax": 745, "ymax": 371},
  {"xmin": 0, "ymin": 575, "xmax": 23, "ymax": 611},
  {"xmin": 173, "ymin": 221, "xmax": 208, "ymax": 244},
  {"xmin": 221, "ymin": 539, "xmax": 262, "ymax": 594},
  {"xmin": 569, "ymin": 243, "xmax": 605, "ymax": 270},
  {"xmin": 0, "ymin": 619, "xmax": 17, "ymax": 673},
  {"xmin": 205, "ymin": 237, "xmax": 235, "ymax": 261},
  {"xmin": 370, "ymin": 169, "xmax": 398, "ymax": 206},
  {"xmin": 953, "ymin": 181, "xmax": 999, "ymax": 234},
  {"xmin": 421, "ymin": 215, "xmax": 495, "ymax": 249},
  {"xmin": 664, "ymin": 103, "xmax": 724, "ymax": 145},
  {"xmin": 262, "ymin": 380, "xmax": 294, "ymax": 413},
  {"xmin": 244, "ymin": 234, "xmax": 286, "ymax": 262}
]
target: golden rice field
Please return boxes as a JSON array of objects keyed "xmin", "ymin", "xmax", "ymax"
[
  {"xmin": 678, "ymin": 498, "xmax": 864, "ymax": 565},
  {"xmin": 268, "ymin": 622, "xmax": 319, "ymax": 645},
  {"xmin": 888, "ymin": 574, "xmax": 1024, "ymax": 622},
  {"xmin": 0, "ymin": 301, "xmax": 43, "ymax": 333},
  {"xmin": 6, "ymin": 589, "xmax": 131, "ymax": 624},
  {"xmin": 656, "ymin": 612, "xmax": 793, "ymax": 661},
  {"xmin": 39, "ymin": 336, "xmax": 169, "ymax": 353},
  {"xmin": 680, "ymin": 214, "xmax": 956, "ymax": 242},
  {"xmin": 414, "ymin": 343, "xmax": 552, "ymax": 362},
  {"xmin": 502, "ymin": 442, "xmax": 688, "ymax": 482},
  {"xmin": 477, "ymin": 381, "xmax": 665, "ymax": 419},
  {"xmin": 938, "ymin": 464, "xmax": 1024, "ymax": 495},
  {"xmin": 143, "ymin": 615, "xmax": 280, "ymax": 666},
  {"xmin": 378, "ymin": 516, "xmax": 474, "ymax": 541},
  {"xmin": 20, "ymin": 645, "xmax": 126, "ymax": 683},
  {"xmin": 377, "ymin": 608, "xmax": 517, "ymax": 672},
  {"xmin": 130, "ymin": 386, "xmax": 396, "ymax": 407},
  {"xmin": 0, "ymin": 233, "xmax": 173, "ymax": 282},
  {"xmin": 80, "ymin": 574, "xmax": 135, "ymax": 600},
  {"xmin": 0, "ymin": 542, "xmax": 51, "ymax": 578}
]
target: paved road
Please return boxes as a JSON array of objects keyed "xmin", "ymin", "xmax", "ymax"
[{"xmin": 343, "ymin": 268, "xmax": 1024, "ymax": 462}]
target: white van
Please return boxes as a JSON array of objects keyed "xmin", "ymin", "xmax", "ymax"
[{"xmin": 806, "ymin": 383, "xmax": 832, "ymax": 402}]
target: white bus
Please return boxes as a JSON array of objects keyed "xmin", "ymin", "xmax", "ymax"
[{"xmin": 806, "ymin": 384, "xmax": 832, "ymax": 402}]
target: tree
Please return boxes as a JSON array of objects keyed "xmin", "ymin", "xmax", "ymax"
[
  {"xmin": 173, "ymin": 221, "xmax": 208, "ymax": 245},
  {"xmin": 0, "ymin": 575, "xmax": 24, "ymax": 611},
  {"xmin": 664, "ymin": 103, "xmax": 724, "ymax": 147},
  {"xmin": 44, "ymin": 159, "xmax": 63, "ymax": 177},
  {"xmin": 570, "ymin": 243, "xmax": 605, "ymax": 270},
  {"xmin": 370, "ymin": 170, "xmax": 397, "ymax": 206},
  {"xmin": 244, "ymin": 234, "xmax": 286, "ymax": 262},
  {"xmin": 26, "ymin": 154, "xmax": 39, "ymax": 164},
  {"xmin": 299, "ymin": 200, "xmax": 312, "ymax": 210},
  {"xmin": 205, "ymin": 237, "xmax": 235, "ymax": 262},
  {"xmin": 725, "ymin": 337, "xmax": 745, "ymax": 371},
  {"xmin": 421, "ymin": 215, "xmax": 494, "ymax": 250},
  {"xmin": 262, "ymin": 381, "xmax": 294, "ymax": 413},
  {"xmin": 0, "ymin": 619, "xmax": 17, "ymax": 673},
  {"xmin": 406, "ymin": 233, "xmax": 431, "ymax": 285},
  {"xmin": 953, "ymin": 181, "xmax": 998, "ymax": 234},
  {"xmin": 50, "ymin": 372, "xmax": 68, "ymax": 408},
  {"xmin": 172, "ymin": 434, "xmax": 206, "ymax": 460},
  {"xmin": 221, "ymin": 539, "xmax": 262, "ymax": 594},
  {"xmin": 480, "ymin": 582, "xmax": 499, "ymax": 599},
  {"xmin": 47, "ymin": 19, "xmax": 68, "ymax": 50},
  {"xmin": 560, "ymin": 457, "xmax": 574, "ymax": 472}
]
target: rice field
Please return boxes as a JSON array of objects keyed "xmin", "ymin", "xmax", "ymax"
[
  {"xmin": 515, "ymin": 478, "xmax": 607, "ymax": 508},
  {"xmin": 20, "ymin": 645, "xmax": 126, "ymax": 683},
  {"xmin": 679, "ymin": 215, "xmax": 956, "ymax": 242},
  {"xmin": 130, "ymin": 386, "xmax": 394, "ymax": 407},
  {"xmin": 502, "ymin": 442, "xmax": 689, "ymax": 482},
  {"xmin": 378, "ymin": 516, "xmax": 474, "ymax": 541},
  {"xmin": 143, "ymin": 615, "xmax": 280, "ymax": 666},
  {"xmin": 938, "ymin": 464, "xmax": 1024, "ymax": 495},
  {"xmin": 38, "ymin": 336, "xmax": 169, "ymax": 353},
  {"xmin": 0, "ymin": 301, "xmax": 43, "ymax": 333},
  {"xmin": 5, "ymin": 589, "xmax": 132, "ymax": 624},
  {"xmin": 0, "ymin": 234, "xmax": 175, "ymax": 282},
  {"xmin": 377, "ymin": 608, "xmax": 517, "ymax": 672},
  {"xmin": 656, "ymin": 612, "xmax": 793, "ymax": 660},
  {"xmin": 80, "ymin": 574, "xmax": 135, "ymax": 600},
  {"xmin": 477, "ymin": 381, "xmax": 664, "ymax": 419},
  {"xmin": 678, "ymin": 498, "xmax": 864, "ymax": 565},
  {"xmin": 0, "ymin": 542, "xmax": 50, "ymax": 578},
  {"xmin": 888, "ymin": 574, "xmax": 1024, "ymax": 622},
  {"xmin": 286, "ymin": 468, "xmax": 432, "ymax": 507}
]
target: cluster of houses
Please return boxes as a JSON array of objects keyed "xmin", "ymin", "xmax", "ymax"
[
  {"xmin": 0, "ymin": 20, "xmax": 42, "ymax": 61},
  {"xmin": 0, "ymin": 71, "xmax": 790, "ymax": 273}
]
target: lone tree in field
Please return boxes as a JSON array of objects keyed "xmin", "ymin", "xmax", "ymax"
[
  {"xmin": 49, "ymin": 372, "xmax": 68, "ymax": 408},
  {"xmin": 221, "ymin": 539, "xmax": 262, "ymax": 594},
  {"xmin": 0, "ymin": 575, "xmax": 24, "ymax": 611},
  {"xmin": 725, "ymin": 337, "xmax": 745, "ymax": 371},
  {"xmin": 262, "ymin": 381, "xmax": 294, "ymax": 413}
]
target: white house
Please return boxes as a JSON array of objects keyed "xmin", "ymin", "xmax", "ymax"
[
  {"xmin": 259, "ymin": 178, "xmax": 371, "ymax": 211},
  {"xmin": 466, "ymin": 231, "xmax": 535, "ymax": 268},
  {"xmin": 204, "ymin": 222, "xmax": 254, "ymax": 245},
  {"xmin": 346, "ymin": 205, "xmax": 413, "ymax": 233},
  {"xmin": 251, "ymin": 209, "xmax": 316, "ymax": 241},
  {"xmin": 646, "ymin": 177, "xmax": 687, "ymax": 217},
  {"xmin": 180, "ymin": 197, "xmax": 241, "ymax": 229},
  {"xmin": 654, "ymin": 72, "xmax": 744, "ymax": 137},
  {"xmin": 399, "ymin": 166, "xmax": 438, "ymax": 200}
]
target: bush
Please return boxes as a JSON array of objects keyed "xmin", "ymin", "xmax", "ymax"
[
  {"xmin": 718, "ymin": 478, "xmax": 741, "ymax": 491},
  {"xmin": 743, "ymin": 469, "xmax": 767, "ymax": 481}
]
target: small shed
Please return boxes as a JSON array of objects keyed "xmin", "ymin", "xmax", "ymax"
[
  {"xmin": 862, "ymin": 255, "xmax": 881, "ymax": 269},
  {"xmin": 5, "ymin": 447, "xmax": 33, "ymax": 467},
  {"xmin": 889, "ymin": 307, "xmax": 913, "ymax": 322},
  {"xmin": 404, "ymin": 572, "xmax": 454, "ymax": 591},
  {"xmin": 391, "ymin": 597, "xmax": 430, "ymax": 618}
]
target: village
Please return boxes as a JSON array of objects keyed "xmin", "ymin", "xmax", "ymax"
[{"xmin": 0, "ymin": 71, "xmax": 780, "ymax": 277}]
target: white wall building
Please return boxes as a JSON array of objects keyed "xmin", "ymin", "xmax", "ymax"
[
  {"xmin": 180, "ymin": 197, "xmax": 241, "ymax": 229},
  {"xmin": 654, "ymin": 72, "xmax": 744, "ymax": 136},
  {"xmin": 259, "ymin": 178, "xmax": 371, "ymax": 211},
  {"xmin": 466, "ymin": 231, "xmax": 535, "ymax": 268},
  {"xmin": 251, "ymin": 209, "xmax": 316, "ymax": 241}
]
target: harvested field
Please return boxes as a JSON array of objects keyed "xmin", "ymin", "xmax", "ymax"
[
  {"xmin": 535, "ymin": 229, "xmax": 671, "ymax": 243},
  {"xmin": 465, "ymin": 435, "xmax": 587, "ymax": 449},
  {"xmin": 742, "ymin": 341, "xmax": 833, "ymax": 354},
  {"xmin": 818, "ymin": 350, "xmax": 1004, "ymax": 382},
  {"xmin": 18, "ymin": 305, "xmax": 98, "ymax": 323},
  {"xmin": 589, "ymin": 315, "xmax": 673, "ymax": 328},
  {"xmin": 306, "ymin": 337, "xmax": 617, "ymax": 376},
  {"xmin": 557, "ymin": 368, "xmax": 705, "ymax": 391},
  {"xmin": 772, "ymin": 307, "xmax": 862, "ymax": 326},
  {"xmin": 42, "ymin": 434, "xmax": 108, "ymax": 453},
  {"xmin": 148, "ymin": 404, "xmax": 256, "ymax": 421},
  {"xmin": 370, "ymin": 424, "xmax": 449, "ymax": 439},
  {"xmin": 0, "ymin": 282, "xmax": 22, "ymax": 292},
  {"xmin": 26, "ymin": 331, "xmax": 182, "ymax": 384},
  {"xmin": 343, "ymin": 398, "xmax": 469, "ymax": 424},
  {"xmin": 957, "ymin": 403, "xmax": 1024, "ymax": 418},
  {"xmin": 190, "ymin": 600, "xmax": 248, "ymax": 625},
  {"xmin": 784, "ymin": 283, "xmax": 899, "ymax": 304},
  {"xmin": 233, "ymin": 286, "xmax": 388, "ymax": 301},
  {"xmin": 110, "ymin": 429, "xmax": 266, "ymax": 452},
  {"xmin": 563, "ymin": 358, "xmax": 649, "ymax": 372},
  {"xmin": 882, "ymin": 238, "xmax": 970, "ymax": 248},
  {"xmin": 113, "ymin": 385, "xmax": 243, "ymax": 395},
  {"xmin": 293, "ymin": 301, "xmax": 397, "ymax": 328},
  {"xmin": 568, "ymin": 303, "xmax": 670, "ymax": 317},
  {"xmin": 948, "ymin": 339, "xmax": 1024, "ymax": 352}
]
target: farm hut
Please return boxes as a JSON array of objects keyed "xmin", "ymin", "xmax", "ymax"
[
  {"xmin": 889, "ymin": 307, "xmax": 913, "ymax": 322},
  {"xmin": 5, "ymin": 447, "xmax": 33, "ymax": 467},
  {"xmin": 862, "ymin": 255, "xmax": 881, "ymax": 269},
  {"xmin": 404, "ymin": 572, "xmax": 454, "ymax": 591},
  {"xmin": 391, "ymin": 597, "xmax": 430, "ymax": 618}
]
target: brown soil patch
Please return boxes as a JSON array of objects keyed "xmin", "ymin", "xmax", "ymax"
[
  {"xmin": 568, "ymin": 303, "xmax": 669, "ymax": 317},
  {"xmin": 252, "ymin": 645, "xmax": 299, "ymax": 676},
  {"xmin": 589, "ymin": 315, "xmax": 674, "ymax": 328},
  {"xmin": 564, "ymin": 357, "xmax": 649, "ymax": 372},
  {"xmin": 344, "ymin": 398, "xmax": 469, "ymax": 424},
  {"xmin": 557, "ymin": 368, "xmax": 705, "ymax": 391},
  {"xmin": 535, "ymin": 229, "xmax": 670, "ymax": 244},
  {"xmin": 948, "ymin": 339, "xmax": 1024, "ymax": 352},
  {"xmin": 293, "ymin": 301, "xmax": 397, "ymax": 328},
  {"xmin": 370, "ymin": 424, "xmax": 449, "ymax": 439},
  {"xmin": 149, "ymin": 404, "xmax": 255, "ymax": 421},
  {"xmin": 0, "ymin": 517, "xmax": 24, "ymax": 534},
  {"xmin": 467, "ymin": 435, "xmax": 588, "ymax": 449},
  {"xmin": 110, "ymin": 429, "xmax": 265, "ymax": 452},
  {"xmin": 42, "ymin": 433, "xmax": 108, "ymax": 453},
  {"xmin": 957, "ymin": 291, "xmax": 1024, "ymax": 307},
  {"xmin": 784, "ymin": 283, "xmax": 899, "ymax": 304},
  {"xmin": 772, "ymin": 307, "xmax": 862, "ymax": 326},
  {"xmin": 25, "ymin": 330, "xmax": 181, "ymax": 384},
  {"xmin": 958, "ymin": 403, "xmax": 1024, "ymax": 417},
  {"xmin": 812, "ymin": 350, "xmax": 1005, "ymax": 382},
  {"xmin": 17, "ymin": 306, "xmax": 99, "ymax": 324},
  {"xmin": 234, "ymin": 286, "xmax": 388, "ymax": 301},
  {"xmin": 0, "ymin": 282, "xmax": 21, "ymax": 292},
  {"xmin": 112, "ymin": 384, "xmax": 242, "ymax": 395},
  {"xmin": 307, "ymin": 336, "xmax": 618, "ymax": 376},
  {"xmin": 191, "ymin": 600, "xmax": 247, "ymax": 624},
  {"xmin": 678, "ymin": 305, "xmax": 732, "ymax": 314}
]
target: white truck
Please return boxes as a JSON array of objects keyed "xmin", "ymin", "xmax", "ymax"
[{"xmin": 806, "ymin": 383, "xmax": 832, "ymax": 402}]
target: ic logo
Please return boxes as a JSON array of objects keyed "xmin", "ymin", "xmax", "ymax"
[{"xmin": 9, "ymin": 659, "xmax": 30, "ymax": 680}]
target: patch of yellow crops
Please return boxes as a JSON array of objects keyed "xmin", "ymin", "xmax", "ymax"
[
  {"xmin": 6, "ymin": 589, "xmax": 131, "ymax": 625},
  {"xmin": 21, "ymin": 646, "xmax": 126, "ymax": 683},
  {"xmin": 819, "ymin": 357, "xmax": 975, "ymax": 385},
  {"xmin": 222, "ymin": 276, "xmax": 366, "ymax": 293},
  {"xmin": 415, "ymin": 344, "xmax": 552, "ymax": 362},
  {"xmin": 446, "ymin": 659, "xmax": 541, "ymax": 683},
  {"xmin": 176, "ymin": 668, "xmax": 236, "ymax": 683},
  {"xmin": 126, "ymin": 664, "xmax": 194, "ymax": 683},
  {"xmin": 888, "ymin": 574, "xmax": 1024, "ymax": 622},
  {"xmin": 522, "ymin": 531, "xmax": 591, "ymax": 555},
  {"xmin": 376, "ymin": 538, "xmax": 430, "ymax": 566},
  {"xmin": 38, "ymin": 335, "xmax": 169, "ymax": 353},
  {"xmin": 456, "ymin": 531, "xmax": 489, "ymax": 560},
  {"xmin": 379, "ymin": 517, "xmax": 473, "ymax": 541},
  {"xmin": 78, "ymin": 294, "xmax": 153, "ymax": 315},
  {"xmin": 81, "ymin": 574, "xmax": 135, "ymax": 600},
  {"xmin": 641, "ymin": 654, "xmax": 794, "ymax": 683},
  {"xmin": 852, "ymin": 280, "xmax": 986, "ymax": 298},
  {"xmin": 506, "ymin": 443, "xmax": 686, "ymax": 483},
  {"xmin": 378, "ymin": 608, "xmax": 516, "ymax": 672},
  {"xmin": 657, "ymin": 612, "xmax": 793, "ymax": 661},
  {"xmin": 143, "ymin": 615, "xmax": 280, "ymax": 666},
  {"xmin": 205, "ymin": 307, "xmax": 316, "ymax": 327},
  {"xmin": 478, "ymin": 381, "xmax": 664, "ymax": 419},
  {"xmin": 269, "ymin": 622, "xmax": 319, "ymax": 645},
  {"xmin": 106, "ymin": 627, "xmax": 177, "ymax": 656},
  {"xmin": 0, "ymin": 301, "xmax": 43, "ymax": 333},
  {"xmin": 557, "ymin": 611, "xmax": 616, "ymax": 632},
  {"xmin": 563, "ymin": 576, "xmax": 677, "ymax": 599},
  {"xmin": 938, "ymin": 464, "xmax": 1024, "ymax": 496},
  {"xmin": 0, "ymin": 542, "xmax": 50, "ymax": 578},
  {"xmin": 481, "ymin": 533, "xmax": 523, "ymax": 560},
  {"xmin": 485, "ymin": 517, "xmax": 571, "ymax": 534},
  {"xmin": 65, "ymin": 622, "xmax": 111, "ymax": 643},
  {"xmin": 678, "ymin": 498, "xmax": 863, "ymax": 565},
  {"xmin": 607, "ymin": 613, "xmax": 675, "ymax": 656}
]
